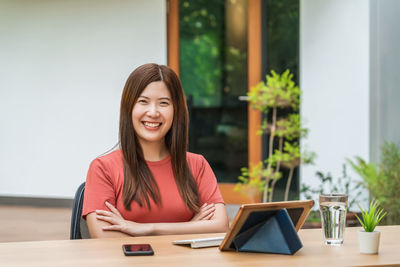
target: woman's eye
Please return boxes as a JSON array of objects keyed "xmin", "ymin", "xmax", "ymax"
[
  {"xmin": 138, "ymin": 99, "xmax": 147, "ymax": 104},
  {"xmin": 160, "ymin": 101, "xmax": 170, "ymax": 106}
]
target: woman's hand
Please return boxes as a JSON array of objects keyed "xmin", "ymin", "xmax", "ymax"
[
  {"xmin": 95, "ymin": 202, "xmax": 153, "ymax": 236},
  {"xmin": 191, "ymin": 203, "xmax": 216, "ymax": 221}
]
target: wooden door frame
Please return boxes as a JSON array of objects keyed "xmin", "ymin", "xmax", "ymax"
[
  {"xmin": 167, "ymin": 0, "xmax": 180, "ymax": 76},
  {"xmin": 247, "ymin": 0, "xmax": 262, "ymax": 167},
  {"xmin": 167, "ymin": 0, "xmax": 262, "ymax": 203}
]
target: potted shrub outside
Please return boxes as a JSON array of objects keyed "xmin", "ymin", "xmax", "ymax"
[
  {"xmin": 235, "ymin": 70, "xmax": 315, "ymax": 202},
  {"xmin": 356, "ymin": 200, "xmax": 386, "ymax": 254}
]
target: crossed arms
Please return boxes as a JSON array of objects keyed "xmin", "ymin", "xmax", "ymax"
[{"xmin": 86, "ymin": 202, "xmax": 229, "ymax": 238}]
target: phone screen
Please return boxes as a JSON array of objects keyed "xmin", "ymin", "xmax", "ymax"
[{"xmin": 122, "ymin": 244, "xmax": 154, "ymax": 256}]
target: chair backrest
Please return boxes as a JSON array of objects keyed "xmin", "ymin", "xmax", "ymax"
[{"xmin": 70, "ymin": 182, "xmax": 90, "ymax": 239}]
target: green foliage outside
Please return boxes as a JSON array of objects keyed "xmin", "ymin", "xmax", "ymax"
[
  {"xmin": 347, "ymin": 142, "xmax": 400, "ymax": 225},
  {"xmin": 235, "ymin": 70, "xmax": 315, "ymax": 202},
  {"xmin": 265, "ymin": 0, "xmax": 299, "ymax": 82},
  {"xmin": 179, "ymin": 0, "xmax": 247, "ymax": 107},
  {"xmin": 236, "ymin": 162, "xmax": 266, "ymax": 203},
  {"xmin": 179, "ymin": 0, "xmax": 224, "ymax": 107},
  {"xmin": 301, "ymin": 164, "xmax": 365, "ymax": 212}
]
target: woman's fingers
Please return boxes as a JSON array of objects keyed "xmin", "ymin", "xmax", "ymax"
[
  {"xmin": 199, "ymin": 203, "xmax": 215, "ymax": 214},
  {"xmin": 105, "ymin": 201, "xmax": 122, "ymax": 217},
  {"xmin": 95, "ymin": 210, "xmax": 113, "ymax": 216},
  {"xmin": 192, "ymin": 203, "xmax": 216, "ymax": 221},
  {"xmin": 204, "ymin": 212, "xmax": 214, "ymax": 220},
  {"xmin": 199, "ymin": 203, "xmax": 214, "ymax": 211},
  {"xmin": 199, "ymin": 207, "xmax": 215, "ymax": 220},
  {"xmin": 200, "ymin": 206, "xmax": 215, "ymax": 215},
  {"xmin": 102, "ymin": 225, "xmax": 122, "ymax": 231},
  {"xmin": 96, "ymin": 214, "xmax": 118, "ymax": 224}
]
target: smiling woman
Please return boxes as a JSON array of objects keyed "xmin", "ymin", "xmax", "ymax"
[
  {"xmin": 82, "ymin": 63, "xmax": 229, "ymax": 238},
  {"xmin": 131, "ymin": 81, "xmax": 174, "ymax": 156}
]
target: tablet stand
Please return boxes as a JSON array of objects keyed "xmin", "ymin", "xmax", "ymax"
[{"xmin": 231, "ymin": 209, "xmax": 302, "ymax": 255}]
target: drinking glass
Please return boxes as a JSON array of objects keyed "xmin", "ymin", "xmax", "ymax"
[{"xmin": 319, "ymin": 194, "xmax": 348, "ymax": 246}]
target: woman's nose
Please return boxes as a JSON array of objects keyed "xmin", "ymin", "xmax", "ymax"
[{"xmin": 146, "ymin": 104, "xmax": 160, "ymax": 117}]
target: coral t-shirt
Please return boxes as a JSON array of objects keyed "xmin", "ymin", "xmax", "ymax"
[{"xmin": 82, "ymin": 150, "xmax": 224, "ymax": 223}]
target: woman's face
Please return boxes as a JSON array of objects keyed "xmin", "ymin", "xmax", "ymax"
[{"xmin": 132, "ymin": 81, "xmax": 174, "ymax": 147}]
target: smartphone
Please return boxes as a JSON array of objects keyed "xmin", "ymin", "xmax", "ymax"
[{"xmin": 122, "ymin": 244, "xmax": 154, "ymax": 256}]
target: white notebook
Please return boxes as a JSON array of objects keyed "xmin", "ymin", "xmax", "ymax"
[{"xmin": 172, "ymin": 236, "xmax": 225, "ymax": 248}]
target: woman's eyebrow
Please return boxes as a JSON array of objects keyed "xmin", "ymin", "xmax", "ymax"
[{"xmin": 138, "ymin": 95, "xmax": 171, "ymax": 101}]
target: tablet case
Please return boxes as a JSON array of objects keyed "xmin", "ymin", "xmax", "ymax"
[
  {"xmin": 219, "ymin": 200, "xmax": 314, "ymax": 254},
  {"xmin": 230, "ymin": 208, "xmax": 302, "ymax": 255}
]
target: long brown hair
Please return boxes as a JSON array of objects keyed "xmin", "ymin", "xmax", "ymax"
[{"xmin": 119, "ymin": 63, "xmax": 200, "ymax": 212}]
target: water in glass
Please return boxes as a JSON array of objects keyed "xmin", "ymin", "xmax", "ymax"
[{"xmin": 319, "ymin": 194, "xmax": 348, "ymax": 246}]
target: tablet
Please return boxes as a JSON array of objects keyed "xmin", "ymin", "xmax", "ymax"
[{"xmin": 219, "ymin": 200, "xmax": 314, "ymax": 251}]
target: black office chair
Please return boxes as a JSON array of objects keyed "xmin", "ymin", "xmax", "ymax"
[{"xmin": 70, "ymin": 182, "xmax": 90, "ymax": 239}]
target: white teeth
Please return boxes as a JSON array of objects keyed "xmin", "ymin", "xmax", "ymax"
[{"xmin": 143, "ymin": 122, "xmax": 161, "ymax": 127}]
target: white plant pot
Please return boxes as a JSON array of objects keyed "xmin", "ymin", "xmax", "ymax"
[{"xmin": 358, "ymin": 230, "xmax": 381, "ymax": 254}]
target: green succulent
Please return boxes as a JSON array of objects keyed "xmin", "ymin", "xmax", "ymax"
[{"xmin": 356, "ymin": 200, "xmax": 386, "ymax": 232}]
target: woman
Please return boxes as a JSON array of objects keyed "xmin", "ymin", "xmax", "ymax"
[{"xmin": 83, "ymin": 63, "xmax": 229, "ymax": 238}]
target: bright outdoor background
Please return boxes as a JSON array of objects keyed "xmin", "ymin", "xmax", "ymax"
[{"xmin": 0, "ymin": 0, "xmax": 399, "ymax": 220}]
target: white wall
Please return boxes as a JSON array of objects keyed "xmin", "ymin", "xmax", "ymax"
[
  {"xmin": 370, "ymin": 0, "xmax": 400, "ymax": 162},
  {"xmin": 300, "ymin": 0, "xmax": 370, "ymax": 204},
  {"xmin": 0, "ymin": 0, "xmax": 167, "ymax": 198}
]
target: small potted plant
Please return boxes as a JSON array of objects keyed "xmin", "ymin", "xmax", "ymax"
[{"xmin": 356, "ymin": 200, "xmax": 386, "ymax": 254}]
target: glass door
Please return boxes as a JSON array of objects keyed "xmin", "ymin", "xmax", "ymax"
[{"xmin": 179, "ymin": 0, "xmax": 248, "ymax": 182}]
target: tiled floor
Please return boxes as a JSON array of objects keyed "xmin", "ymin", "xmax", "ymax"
[{"xmin": 0, "ymin": 206, "xmax": 71, "ymax": 243}]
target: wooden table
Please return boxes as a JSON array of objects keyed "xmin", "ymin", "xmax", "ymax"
[{"xmin": 1, "ymin": 226, "xmax": 399, "ymax": 266}]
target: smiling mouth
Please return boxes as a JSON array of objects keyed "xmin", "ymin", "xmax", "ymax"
[{"xmin": 142, "ymin": 121, "xmax": 162, "ymax": 128}]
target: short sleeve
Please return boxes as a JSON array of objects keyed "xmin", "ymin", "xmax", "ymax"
[
  {"xmin": 82, "ymin": 158, "xmax": 116, "ymax": 219},
  {"xmin": 192, "ymin": 155, "xmax": 225, "ymax": 205}
]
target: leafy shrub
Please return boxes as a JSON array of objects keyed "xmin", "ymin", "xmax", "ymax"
[{"xmin": 348, "ymin": 142, "xmax": 400, "ymax": 225}]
